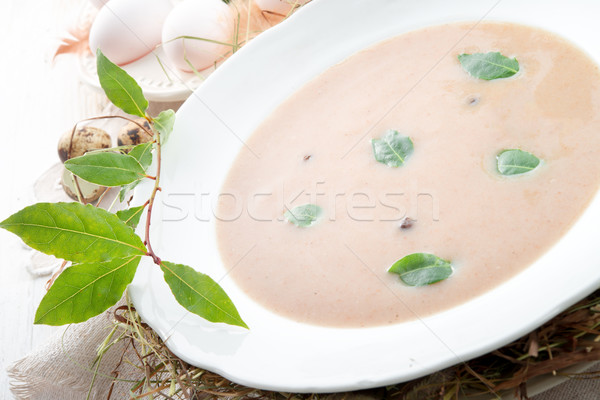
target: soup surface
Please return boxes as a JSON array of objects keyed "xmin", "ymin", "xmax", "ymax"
[{"xmin": 216, "ymin": 22, "xmax": 600, "ymax": 327}]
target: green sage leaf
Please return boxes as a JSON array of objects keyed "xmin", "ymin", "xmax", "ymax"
[
  {"xmin": 153, "ymin": 109, "xmax": 176, "ymax": 144},
  {"xmin": 160, "ymin": 261, "xmax": 248, "ymax": 329},
  {"xmin": 116, "ymin": 205, "xmax": 146, "ymax": 229},
  {"xmin": 371, "ymin": 130, "xmax": 414, "ymax": 167},
  {"xmin": 497, "ymin": 149, "xmax": 541, "ymax": 176},
  {"xmin": 129, "ymin": 142, "xmax": 153, "ymax": 171},
  {"xmin": 458, "ymin": 52, "xmax": 519, "ymax": 80},
  {"xmin": 0, "ymin": 202, "xmax": 146, "ymax": 263},
  {"xmin": 388, "ymin": 253, "xmax": 453, "ymax": 286},
  {"xmin": 65, "ymin": 152, "xmax": 146, "ymax": 187},
  {"xmin": 284, "ymin": 204, "xmax": 323, "ymax": 227},
  {"xmin": 35, "ymin": 256, "xmax": 141, "ymax": 325},
  {"xmin": 96, "ymin": 49, "xmax": 148, "ymax": 117}
]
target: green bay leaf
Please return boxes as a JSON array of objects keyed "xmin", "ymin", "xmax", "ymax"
[
  {"xmin": 389, "ymin": 253, "xmax": 453, "ymax": 286},
  {"xmin": 119, "ymin": 181, "xmax": 140, "ymax": 203},
  {"xmin": 371, "ymin": 130, "xmax": 414, "ymax": 167},
  {"xmin": 0, "ymin": 202, "xmax": 146, "ymax": 263},
  {"xmin": 497, "ymin": 149, "xmax": 541, "ymax": 176},
  {"xmin": 153, "ymin": 109, "xmax": 176, "ymax": 144},
  {"xmin": 35, "ymin": 256, "xmax": 141, "ymax": 325},
  {"xmin": 117, "ymin": 143, "xmax": 153, "ymax": 201},
  {"xmin": 65, "ymin": 152, "xmax": 146, "ymax": 187},
  {"xmin": 129, "ymin": 142, "xmax": 154, "ymax": 171},
  {"xmin": 458, "ymin": 52, "xmax": 519, "ymax": 80},
  {"xmin": 116, "ymin": 205, "xmax": 146, "ymax": 229},
  {"xmin": 160, "ymin": 261, "xmax": 248, "ymax": 329},
  {"xmin": 96, "ymin": 49, "xmax": 148, "ymax": 117},
  {"xmin": 284, "ymin": 204, "xmax": 323, "ymax": 227}
]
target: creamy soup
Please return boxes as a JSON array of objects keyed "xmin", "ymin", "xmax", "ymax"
[{"xmin": 215, "ymin": 22, "xmax": 600, "ymax": 327}]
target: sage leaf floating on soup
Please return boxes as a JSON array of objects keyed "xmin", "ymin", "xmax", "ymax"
[
  {"xmin": 389, "ymin": 253, "xmax": 453, "ymax": 286},
  {"xmin": 458, "ymin": 52, "xmax": 519, "ymax": 80},
  {"xmin": 371, "ymin": 130, "xmax": 414, "ymax": 167},
  {"xmin": 284, "ymin": 204, "xmax": 323, "ymax": 227},
  {"xmin": 497, "ymin": 149, "xmax": 541, "ymax": 176}
]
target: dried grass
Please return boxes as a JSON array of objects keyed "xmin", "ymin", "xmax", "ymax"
[{"xmin": 91, "ymin": 291, "xmax": 600, "ymax": 400}]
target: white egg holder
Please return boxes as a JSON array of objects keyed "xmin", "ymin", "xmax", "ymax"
[
  {"xmin": 78, "ymin": 0, "xmax": 221, "ymax": 102},
  {"xmin": 79, "ymin": 47, "xmax": 211, "ymax": 102},
  {"xmin": 78, "ymin": 0, "xmax": 312, "ymax": 102}
]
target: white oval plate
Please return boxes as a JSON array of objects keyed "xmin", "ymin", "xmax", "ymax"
[{"xmin": 129, "ymin": 0, "xmax": 600, "ymax": 393}]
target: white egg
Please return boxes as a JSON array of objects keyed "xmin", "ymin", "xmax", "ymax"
[
  {"xmin": 162, "ymin": 0, "xmax": 234, "ymax": 72},
  {"xmin": 89, "ymin": 0, "xmax": 173, "ymax": 66},
  {"xmin": 254, "ymin": 0, "xmax": 309, "ymax": 15},
  {"xmin": 88, "ymin": 0, "xmax": 109, "ymax": 9}
]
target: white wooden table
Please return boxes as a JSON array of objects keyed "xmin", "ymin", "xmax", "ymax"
[
  {"xmin": 0, "ymin": 0, "xmax": 107, "ymax": 397},
  {"xmin": 0, "ymin": 1, "xmax": 597, "ymax": 399}
]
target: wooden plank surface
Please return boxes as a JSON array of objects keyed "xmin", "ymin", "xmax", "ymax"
[{"xmin": 0, "ymin": 0, "xmax": 106, "ymax": 397}]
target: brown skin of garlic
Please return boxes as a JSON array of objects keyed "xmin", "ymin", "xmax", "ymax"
[{"xmin": 57, "ymin": 126, "xmax": 112, "ymax": 162}]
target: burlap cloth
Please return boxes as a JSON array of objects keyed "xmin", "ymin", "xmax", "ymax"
[{"xmin": 8, "ymin": 302, "xmax": 137, "ymax": 399}]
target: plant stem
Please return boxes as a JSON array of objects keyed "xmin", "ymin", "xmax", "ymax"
[
  {"xmin": 95, "ymin": 186, "xmax": 110, "ymax": 206},
  {"xmin": 76, "ymin": 115, "xmax": 154, "ymax": 138},
  {"xmin": 144, "ymin": 117, "xmax": 162, "ymax": 266},
  {"xmin": 73, "ymin": 176, "xmax": 87, "ymax": 205},
  {"xmin": 45, "ymin": 260, "xmax": 68, "ymax": 290},
  {"xmin": 107, "ymin": 192, "xmax": 120, "ymax": 213}
]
